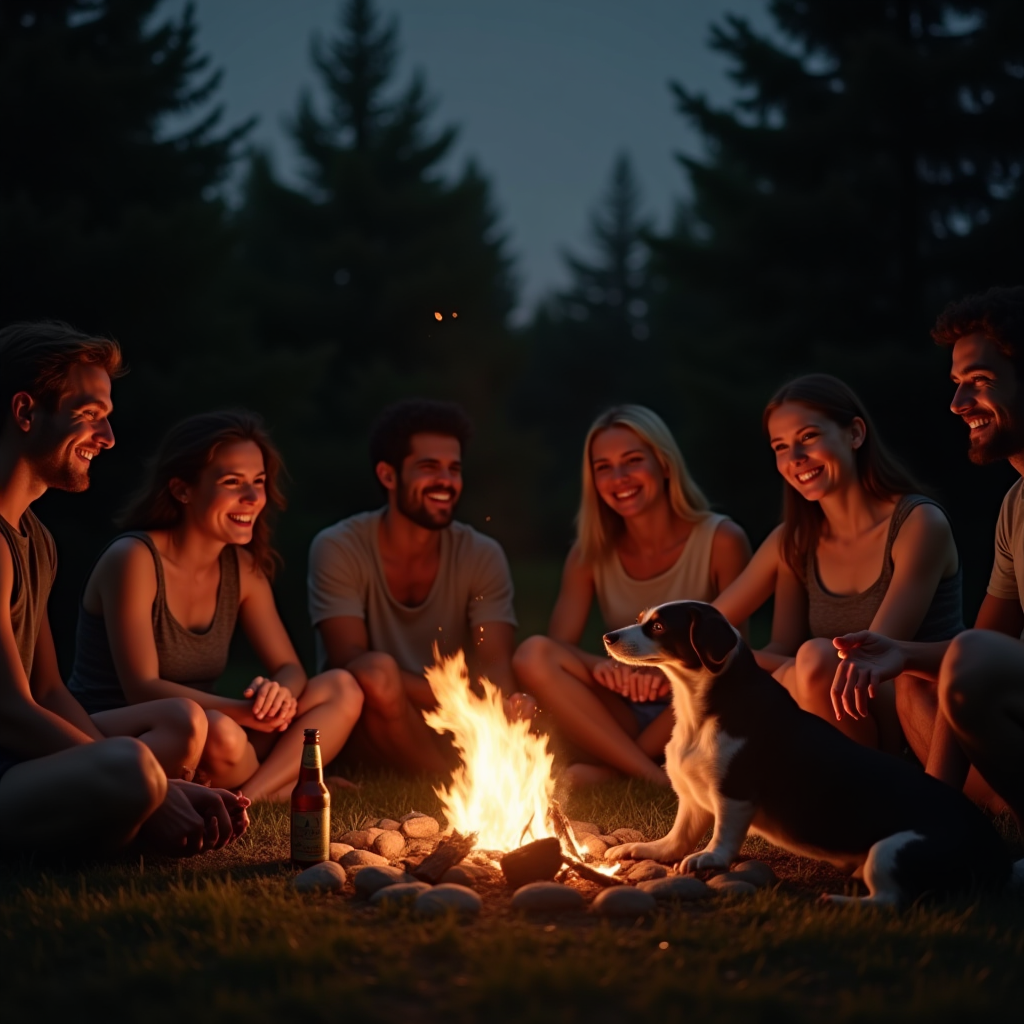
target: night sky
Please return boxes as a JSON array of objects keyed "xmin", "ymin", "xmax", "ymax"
[{"xmin": 176, "ymin": 0, "xmax": 772, "ymax": 316}]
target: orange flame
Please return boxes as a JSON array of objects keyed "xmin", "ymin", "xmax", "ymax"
[{"xmin": 423, "ymin": 648, "xmax": 556, "ymax": 852}]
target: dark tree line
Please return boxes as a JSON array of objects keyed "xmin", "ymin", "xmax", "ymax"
[{"xmin": 0, "ymin": 0, "xmax": 1021, "ymax": 668}]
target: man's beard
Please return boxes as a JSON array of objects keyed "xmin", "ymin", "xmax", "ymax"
[
  {"xmin": 967, "ymin": 413, "xmax": 1024, "ymax": 465},
  {"xmin": 397, "ymin": 483, "xmax": 456, "ymax": 530},
  {"xmin": 37, "ymin": 446, "xmax": 91, "ymax": 493}
]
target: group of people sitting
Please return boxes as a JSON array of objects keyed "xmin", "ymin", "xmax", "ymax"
[{"xmin": 0, "ymin": 285, "xmax": 1021, "ymax": 861}]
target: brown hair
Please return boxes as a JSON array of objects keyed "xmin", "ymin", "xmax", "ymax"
[
  {"xmin": 118, "ymin": 410, "xmax": 286, "ymax": 579},
  {"xmin": 763, "ymin": 375, "xmax": 920, "ymax": 581},
  {"xmin": 932, "ymin": 286, "xmax": 1024, "ymax": 379},
  {"xmin": 0, "ymin": 320, "xmax": 124, "ymax": 422}
]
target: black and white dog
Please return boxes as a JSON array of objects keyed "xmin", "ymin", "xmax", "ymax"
[{"xmin": 603, "ymin": 600, "xmax": 1017, "ymax": 905}]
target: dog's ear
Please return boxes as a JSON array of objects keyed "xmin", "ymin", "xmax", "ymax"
[{"xmin": 688, "ymin": 603, "xmax": 738, "ymax": 672}]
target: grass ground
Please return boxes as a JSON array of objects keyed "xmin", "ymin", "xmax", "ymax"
[{"xmin": 1, "ymin": 772, "xmax": 1021, "ymax": 1024}]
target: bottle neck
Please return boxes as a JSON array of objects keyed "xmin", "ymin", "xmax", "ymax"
[{"xmin": 298, "ymin": 743, "xmax": 323, "ymax": 783}]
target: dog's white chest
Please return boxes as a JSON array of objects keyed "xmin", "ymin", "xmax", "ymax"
[{"xmin": 665, "ymin": 717, "xmax": 743, "ymax": 813}]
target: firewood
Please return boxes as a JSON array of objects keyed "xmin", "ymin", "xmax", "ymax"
[
  {"xmin": 563, "ymin": 856, "xmax": 625, "ymax": 888},
  {"xmin": 407, "ymin": 830, "xmax": 477, "ymax": 884},
  {"xmin": 500, "ymin": 837, "xmax": 563, "ymax": 888},
  {"xmin": 547, "ymin": 799, "xmax": 583, "ymax": 860}
]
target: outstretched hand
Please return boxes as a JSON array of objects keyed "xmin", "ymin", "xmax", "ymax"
[{"xmin": 831, "ymin": 631, "xmax": 906, "ymax": 720}]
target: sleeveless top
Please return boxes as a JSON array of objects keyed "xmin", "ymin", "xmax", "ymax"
[
  {"xmin": 68, "ymin": 532, "xmax": 240, "ymax": 713},
  {"xmin": 593, "ymin": 513, "xmax": 728, "ymax": 631},
  {"xmin": 806, "ymin": 495, "xmax": 963, "ymax": 641},
  {"xmin": 0, "ymin": 510, "xmax": 57, "ymax": 680}
]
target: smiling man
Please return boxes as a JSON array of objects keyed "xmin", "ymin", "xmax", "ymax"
[
  {"xmin": 0, "ymin": 321, "xmax": 249, "ymax": 856},
  {"xmin": 833, "ymin": 286, "xmax": 1024, "ymax": 826},
  {"xmin": 308, "ymin": 399, "xmax": 518, "ymax": 772}
]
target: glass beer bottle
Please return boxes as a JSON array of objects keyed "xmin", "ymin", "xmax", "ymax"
[{"xmin": 291, "ymin": 728, "xmax": 331, "ymax": 866}]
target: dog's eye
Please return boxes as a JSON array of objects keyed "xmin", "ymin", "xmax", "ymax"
[{"xmin": 650, "ymin": 621, "xmax": 664, "ymax": 633}]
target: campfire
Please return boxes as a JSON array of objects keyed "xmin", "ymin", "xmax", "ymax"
[{"xmin": 420, "ymin": 648, "xmax": 620, "ymax": 886}]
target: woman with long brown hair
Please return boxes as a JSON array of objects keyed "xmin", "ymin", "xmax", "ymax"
[
  {"xmin": 713, "ymin": 374, "xmax": 963, "ymax": 753},
  {"xmin": 68, "ymin": 411, "xmax": 363, "ymax": 800},
  {"xmin": 513, "ymin": 405, "xmax": 751, "ymax": 786}
]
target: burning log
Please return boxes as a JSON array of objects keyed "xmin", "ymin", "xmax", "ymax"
[
  {"xmin": 562, "ymin": 856, "xmax": 625, "ymax": 888},
  {"xmin": 407, "ymin": 830, "xmax": 477, "ymax": 885},
  {"xmin": 500, "ymin": 837, "xmax": 563, "ymax": 888},
  {"xmin": 547, "ymin": 799, "xmax": 583, "ymax": 861}
]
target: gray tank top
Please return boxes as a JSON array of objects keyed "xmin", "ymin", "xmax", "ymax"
[
  {"xmin": 0, "ymin": 509, "xmax": 57, "ymax": 679},
  {"xmin": 68, "ymin": 532, "xmax": 240, "ymax": 713},
  {"xmin": 806, "ymin": 495, "xmax": 963, "ymax": 641}
]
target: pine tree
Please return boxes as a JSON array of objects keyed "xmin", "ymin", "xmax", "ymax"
[
  {"xmin": 520, "ymin": 154, "xmax": 662, "ymax": 547},
  {"xmin": 655, "ymin": 0, "xmax": 1024, "ymax": 608},
  {"xmin": 239, "ymin": 0, "xmax": 515, "ymax": 399},
  {"xmin": 0, "ymin": 0, "xmax": 250, "ymax": 360}
]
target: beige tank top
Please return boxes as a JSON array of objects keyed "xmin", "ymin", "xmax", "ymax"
[{"xmin": 593, "ymin": 513, "xmax": 728, "ymax": 631}]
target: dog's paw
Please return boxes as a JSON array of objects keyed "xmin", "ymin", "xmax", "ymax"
[{"xmin": 680, "ymin": 850, "xmax": 730, "ymax": 875}]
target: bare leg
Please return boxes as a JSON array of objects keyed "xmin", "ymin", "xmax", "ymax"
[
  {"xmin": 513, "ymin": 636, "xmax": 668, "ymax": 786},
  {"xmin": 346, "ymin": 652, "xmax": 450, "ymax": 774},
  {"xmin": 91, "ymin": 698, "xmax": 208, "ymax": 779},
  {"xmin": 0, "ymin": 738, "xmax": 166, "ymax": 854},
  {"xmin": 240, "ymin": 670, "xmax": 364, "ymax": 800},
  {"xmin": 789, "ymin": 638, "xmax": 904, "ymax": 751},
  {"xmin": 897, "ymin": 672, "xmax": 1004, "ymax": 811},
  {"xmin": 200, "ymin": 710, "xmax": 259, "ymax": 790},
  {"xmin": 939, "ymin": 630, "xmax": 1024, "ymax": 824}
]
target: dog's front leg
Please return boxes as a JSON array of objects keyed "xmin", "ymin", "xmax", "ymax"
[
  {"xmin": 679, "ymin": 796, "xmax": 754, "ymax": 875},
  {"xmin": 606, "ymin": 802, "xmax": 712, "ymax": 865}
]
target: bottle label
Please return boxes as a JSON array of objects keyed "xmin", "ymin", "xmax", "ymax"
[
  {"xmin": 301, "ymin": 745, "xmax": 323, "ymax": 770},
  {"xmin": 291, "ymin": 808, "xmax": 330, "ymax": 863}
]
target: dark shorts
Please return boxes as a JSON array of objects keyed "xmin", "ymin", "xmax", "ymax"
[
  {"xmin": 629, "ymin": 699, "xmax": 671, "ymax": 731},
  {"xmin": 0, "ymin": 750, "xmax": 22, "ymax": 782}
]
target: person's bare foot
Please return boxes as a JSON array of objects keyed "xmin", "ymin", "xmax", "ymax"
[{"xmin": 326, "ymin": 774, "xmax": 360, "ymax": 791}]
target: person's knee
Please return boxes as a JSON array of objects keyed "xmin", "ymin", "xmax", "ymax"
[
  {"xmin": 202, "ymin": 712, "xmax": 249, "ymax": 767},
  {"xmin": 163, "ymin": 698, "xmax": 208, "ymax": 755},
  {"xmin": 94, "ymin": 737, "xmax": 166, "ymax": 819},
  {"xmin": 313, "ymin": 669, "xmax": 364, "ymax": 717},
  {"xmin": 512, "ymin": 635, "xmax": 557, "ymax": 688},
  {"xmin": 939, "ymin": 631, "xmax": 993, "ymax": 729},
  {"xmin": 794, "ymin": 638, "xmax": 838, "ymax": 697},
  {"xmin": 353, "ymin": 653, "xmax": 405, "ymax": 713}
]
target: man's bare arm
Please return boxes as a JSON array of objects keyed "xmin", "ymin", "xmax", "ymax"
[
  {"xmin": 317, "ymin": 615, "xmax": 436, "ymax": 707},
  {"xmin": 973, "ymin": 593, "xmax": 1024, "ymax": 637},
  {"xmin": 31, "ymin": 616, "xmax": 104, "ymax": 740}
]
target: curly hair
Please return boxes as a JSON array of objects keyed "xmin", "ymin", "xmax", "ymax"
[
  {"xmin": 118, "ymin": 410, "xmax": 286, "ymax": 579},
  {"xmin": 932, "ymin": 286, "xmax": 1024, "ymax": 378}
]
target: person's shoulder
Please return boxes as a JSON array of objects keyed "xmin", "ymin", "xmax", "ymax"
[
  {"xmin": 449, "ymin": 520, "xmax": 508, "ymax": 560},
  {"xmin": 94, "ymin": 534, "xmax": 158, "ymax": 580},
  {"xmin": 899, "ymin": 496, "xmax": 953, "ymax": 535},
  {"xmin": 310, "ymin": 509, "xmax": 381, "ymax": 552},
  {"xmin": 1002, "ymin": 477, "xmax": 1024, "ymax": 511}
]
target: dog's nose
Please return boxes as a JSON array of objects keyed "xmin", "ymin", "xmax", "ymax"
[{"xmin": 603, "ymin": 631, "xmax": 620, "ymax": 646}]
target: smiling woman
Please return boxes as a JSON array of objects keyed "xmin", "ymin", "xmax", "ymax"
[
  {"xmin": 66, "ymin": 411, "xmax": 364, "ymax": 800},
  {"xmin": 712, "ymin": 374, "xmax": 964, "ymax": 756}
]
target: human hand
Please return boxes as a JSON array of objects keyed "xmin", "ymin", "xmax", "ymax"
[
  {"xmin": 592, "ymin": 660, "xmax": 667, "ymax": 702},
  {"xmin": 831, "ymin": 631, "xmax": 906, "ymax": 720},
  {"xmin": 243, "ymin": 676, "xmax": 298, "ymax": 731},
  {"xmin": 138, "ymin": 779, "xmax": 245, "ymax": 856}
]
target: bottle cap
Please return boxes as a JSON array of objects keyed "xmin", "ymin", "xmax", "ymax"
[{"xmin": 303, "ymin": 728, "xmax": 320, "ymax": 742}]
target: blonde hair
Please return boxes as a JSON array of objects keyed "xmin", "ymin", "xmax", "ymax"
[{"xmin": 576, "ymin": 405, "xmax": 711, "ymax": 565}]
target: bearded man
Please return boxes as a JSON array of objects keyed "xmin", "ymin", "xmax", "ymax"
[
  {"xmin": 833, "ymin": 286, "xmax": 1024, "ymax": 827},
  {"xmin": 308, "ymin": 399, "xmax": 518, "ymax": 771}
]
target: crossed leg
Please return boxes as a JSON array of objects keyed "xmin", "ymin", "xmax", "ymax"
[
  {"xmin": 512, "ymin": 636, "xmax": 669, "ymax": 786},
  {"xmin": 0, "ymin": 738, "xmax": 166, "ymax": 854},
  {"xmin": 199, "ymin": 669, "xmax": 364, "ymax": 800},
  {"xmin": 91, "ymin": 698, "xmax": 208, "ymax": 779}
]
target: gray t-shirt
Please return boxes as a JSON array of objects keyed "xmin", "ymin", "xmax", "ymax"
[
  {"xmin": 987, "ymin": 478, "xmax": 1024, "ymax": 620},
  {"xmin": 308, "ymin": 509, "xmax": 517, "ymax": 674}
]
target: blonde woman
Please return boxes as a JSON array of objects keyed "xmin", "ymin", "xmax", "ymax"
[{"xmin": 512, "ymin": 406, "xmax": 751, "ymax": 786}]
